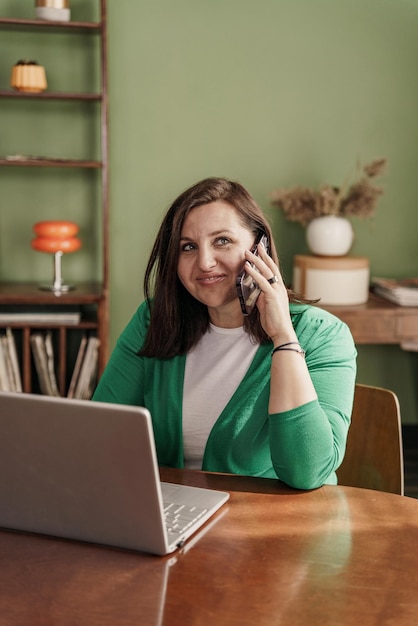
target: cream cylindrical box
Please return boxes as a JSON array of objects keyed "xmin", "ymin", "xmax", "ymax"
[
  {"xmin": 293, "ymin": 255, "xmax": 370, "ymax": 305},
  {"xmin": 35, "ymin": 0, "xmax": 70, "ymax": 22}
]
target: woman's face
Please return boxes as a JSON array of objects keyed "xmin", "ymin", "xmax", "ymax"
[{"xmin": 177, "ymin": 201, "xmax": 255, "ymax": 327}]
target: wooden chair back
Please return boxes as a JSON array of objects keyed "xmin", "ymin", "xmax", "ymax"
[{"xmin": 336, "ymin": 383, "xmax": 404, "ymax": 495}]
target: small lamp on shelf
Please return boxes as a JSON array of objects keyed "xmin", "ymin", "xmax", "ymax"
[{"xmin": 31, "ymin": 221, "xmax": 81, "ymax": 293}]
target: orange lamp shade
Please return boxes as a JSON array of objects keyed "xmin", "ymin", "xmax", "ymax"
[
  {"xmin": 31, "ymin": 236, "xmax": 81, "ymax": 254},
  {"xmin": 32, "ymin": 221, "xmax": 81, "ymax": 254},
  {"xmin": 33, "ymin": 221, "xmax": 79, "ymax": 238}
]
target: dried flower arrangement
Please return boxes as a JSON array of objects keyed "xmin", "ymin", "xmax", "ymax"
[{"xmin": 270, "ymin": 158, "xmax": 387, "ymax": 227}]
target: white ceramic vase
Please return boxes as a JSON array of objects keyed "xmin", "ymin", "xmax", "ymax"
[{"xmin": 306, "ymin": 215, "xmax": 354, "ymax": 256}]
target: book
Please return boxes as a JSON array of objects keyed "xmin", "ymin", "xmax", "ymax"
[
  {"xmin": 5, "ymin": 328, "xmax": 22, "ymax": 392},
  {"xmin": 72, "ymin": 336, "xmax": 100, "ymax": 400},
  {"xmin": 0, "ymin": 329, "xmax": 22, "ymax": 392},
  {"xmin": 0, "ymin": 309, "xmax": 81, "ymax": 325},
  {"xmin": 372, "ymin": 277, "xmax": 418, "ymax": 306},
  {"xmin": 0, "ymin": 338, "xmax": 11, "ymax": 392},
  {"xmin": 67, "ymin": 335, "xmax": 87, "ymax": 399},
  {"xmin": 44, "ymin": 332, "xmax": 60, "ymax": 396},
  {"xmin": 30, "ymin": 332, "xmax": 60, "ymax": 397}
]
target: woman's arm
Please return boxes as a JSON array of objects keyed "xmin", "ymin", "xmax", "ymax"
[
  {"xmin": 92, "ymin": 302, "xmax": 150, "ymax": 406},
  {"xmin": 269, "ymin": 310, "xmax": 357, "ymax": 489},
  {"xmin": 244, "ymin": 244, "xmax": 318, "ymax": 413}
]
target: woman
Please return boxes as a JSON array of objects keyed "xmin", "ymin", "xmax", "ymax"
[{"xmin": 93, "ymin": 177, "xmax": 357, "ymax": 489}]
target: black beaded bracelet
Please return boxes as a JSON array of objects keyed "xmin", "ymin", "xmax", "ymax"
[{"xmin": 271, "ymin": 341, "xmax": 305, "ymax": 358}]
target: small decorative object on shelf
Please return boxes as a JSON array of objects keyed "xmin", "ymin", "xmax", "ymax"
[
  {"xmin": 270, "ymin": 157, "xmax": 387, "ymax": 256},
  {"xmin": 372, "ymin": 277, "xmax": 418, "ymax": 306},
  {"xmin": 305, "ymin": 215, "xmax": 354, "ymax": 256},
  {"xmin": 31, "ymin": 221, "xmax": 81, "ymax": 293},
  {"xmin": 10, "ymin": 60, "xmax": 47, "ymax": 94},
  {"xmin": 35, "ymin": 0, "xmax": 71, "ymax": 22},
  {"xmin": 271, "ymin": 157, "xmax": 387, "ymax": 226},
  {"xmin": 270, "ymin": 158, "xmax": 387, "ymax": 305},
  {"xmin": 293, "ymin": 254, "xmax": 370, "ymax": 306}
]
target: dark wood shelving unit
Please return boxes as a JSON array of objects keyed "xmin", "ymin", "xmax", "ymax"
[{"xmin": 0, "ymin": 0, "xmax": 109, "ymax": 397}]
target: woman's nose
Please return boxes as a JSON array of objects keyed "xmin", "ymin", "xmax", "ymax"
[{"xmin": 198, "ymin": 246, "xmax": 217, "ymax": 271}]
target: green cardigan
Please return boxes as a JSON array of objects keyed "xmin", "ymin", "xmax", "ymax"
[{"xmin": 93, "ymin": 301, "xmax": 357, "ymax": 490}]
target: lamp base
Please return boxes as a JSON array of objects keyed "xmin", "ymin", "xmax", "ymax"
[
  {"xmin": 39, "ymin": 283, "xmax": 75, "ymax": 293},
  {"xmin": 36, "ymin": 251, "xmax": 77, "ymax": 294}
]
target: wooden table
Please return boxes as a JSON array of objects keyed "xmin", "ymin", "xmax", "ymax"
[
  {"xmin": 1, "ymin": 468, "xmax": 418, "ymax": 625},
  {"xmin": 321, "ymin": 293, "xmax": 418, "ymax": 345}
]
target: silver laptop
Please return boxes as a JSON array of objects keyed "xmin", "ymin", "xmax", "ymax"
[{"xmin": 0, "ymin": 391, "xmax": 229, "ymax": 555}]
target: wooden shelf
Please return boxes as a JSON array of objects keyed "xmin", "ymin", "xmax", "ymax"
[
  {"xmin": 0, "ymin": 281, "xmax": 105, "ymax": 303},
  {"xmin": 0, "ymin": 158, "xmax": 102, "ymax": 168},
  {"xmin": 0, "ymin": 90, "xmax": 102, "ymax": 100},
  {"xmin": 0, "ymin": 17, "xmax": 101, "ymax": 32}
]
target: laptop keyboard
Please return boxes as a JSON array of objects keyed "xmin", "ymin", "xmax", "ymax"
[{"xmin": 163, "ymin": 501, "xmax": 208, "ymax": 537}]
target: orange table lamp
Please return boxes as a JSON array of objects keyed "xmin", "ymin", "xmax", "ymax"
[{"xmin": 31, "ymin": 221, "xmax": 81, "ymax": 292}]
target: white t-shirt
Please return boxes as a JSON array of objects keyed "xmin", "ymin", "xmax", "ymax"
[{"xmin": 182, "ymin": 324, "xmax": 258, "ymax": 469}]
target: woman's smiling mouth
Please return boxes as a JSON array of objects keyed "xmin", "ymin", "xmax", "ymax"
[{"xmin": 197, "ymin": 274, "xmax": 226, "ymax": 285}]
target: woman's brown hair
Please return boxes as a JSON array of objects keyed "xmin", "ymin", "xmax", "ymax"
[{"xmin": 140, "ymin": 177, "xmax": 298, "ymax": 358}]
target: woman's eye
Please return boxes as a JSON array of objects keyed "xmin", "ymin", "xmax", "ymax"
[
  {"xmin": 181, "ymin": 243, "xmax": 195, "ymax": 252},
  {"xmin": 215, "ymin": 237, "xmax": 231, "ymax": 246}
]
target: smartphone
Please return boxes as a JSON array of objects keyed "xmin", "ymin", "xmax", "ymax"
[{"xmin": 236, "ymin": 233, "xmax": 270, "ymax": 316}]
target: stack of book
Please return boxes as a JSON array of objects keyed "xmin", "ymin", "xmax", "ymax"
[
  {"xmin": 67, "ymin": 335, "xmax": 100, "ymax": 400},
  {"xmin": 0, "ymin": 328, "xmax": 22, "ymax": 392},
  {"xmin": 30, "ymin": 332, "xmax": 61, "ymax": 396},
  {"xmin": 30, "ymin": 332, "xmax": 100, "ymax": 400},
  {"xmin": 0, "ymin": 328, "xmax": 99, "ymax": 399},
  {"xmin": 372, "ymin": 277, "xmax": 418, "ymax": 306}
]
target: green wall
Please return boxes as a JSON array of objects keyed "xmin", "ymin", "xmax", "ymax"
[{"xmin": 1, "ymin": 1, "xmax": 418, "ymax": 422}]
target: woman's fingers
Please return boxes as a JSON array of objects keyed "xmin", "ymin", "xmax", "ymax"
[{"xmin": 244, "ymin": 245, "xmax": 283, "ymax": 288}]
